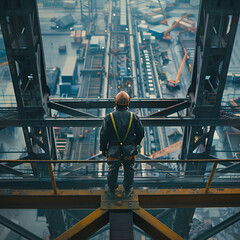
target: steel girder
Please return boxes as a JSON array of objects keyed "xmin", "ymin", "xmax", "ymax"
[
  {"xmin": 133, "ymin": 208, "xmax": 184, "ymax": 240},
  {"xmin": 177, "ymin": 0, "xmax": 240, "ymax": 238},
  {"xmin": 181, "ymin": 0, "xmax": 240, "ymax": 162},
  {"xmin": 0, "ymin": 163, "xmax": 26, "ymax": 176},
  {"xmin": 0, "ymin": 214, "xmax": 42, "ymax": 240},
  {"xmin": 56, "ymin": 207, "xmax": 183, "ymax": 240},
  {"xmin": 48, "ymin": 98, "xmax": 189, "ymax": 109},
  {"xmin": 1, "ymin": 177, "xmax": 239, "ymax": 189},
  {"xmin": 0, "ymin": 0, "xmax": 57, "ymax": 173},
  {"xmin": 110, "ymin": 211, "xmax": 134, "ymax": 239},
  {"xmin": 0, "ymin": 117, "xmax": 239, "ymax": 127},
  {"xmin": 192, "ymin": 211, "xmax": 240, "ymax": 240},
  {"xmin": 0, "ymin": 0, "xmax": 64, "ymax": 237},
  {"xmin": 1, "ymin": 188, "xmax": 240, "ymax": 209},
  {"xmin": 56, "ymin": 208, "xmax": 109, "ymax": 240}
]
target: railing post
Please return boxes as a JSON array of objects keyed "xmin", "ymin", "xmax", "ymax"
[
  {"xmin": 205, "ymin": 162, "xmax": 218, "ymax": 193},
  {"xmin": 48, "ymin": 163, "xmax": 58, "ymax": 194}
]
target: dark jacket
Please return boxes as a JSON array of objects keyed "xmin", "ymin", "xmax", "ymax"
[{"xmin": 100, "ymin": 106, "xmax": 144, "ymax": 158}]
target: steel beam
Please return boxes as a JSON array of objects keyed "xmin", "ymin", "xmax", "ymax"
[
  {"xmin": 192, "ymin": 211, "xmax": 240, "ymax": 240},
  {"xmin": 0, "ymin": 178, "xmax": 239, "ymax": 190},
  {"xmin": 56, "ymin": 208, "xmax": 109, "ymax": 240},
  {"xmin": 110, "ymin": 211, "xmax": 134, "ymax": 239},
  {"xmin": 155, "ymin": 209, "xmax": 174, "ymax": 220},
  {"xmin": 178, "ymin": 0, "xmax": 240, "ymax": 236},
  {"xmin": 133, "ymin": 207, "xmax": 183, "ymax": 240},
  {"xmin": 147, "ymin": 101, "xmax": 190, "ymax": 117},
  {"xmin": 0, "ymin": 214, "xmax": 42, "ymax": 240},
  {"xmin": 0, "ymin": 188, "xmax": 240, "ymax": 209},
  {"xmin": 0, "ymin": 117, "xmax": 239, "ymax": 127},
  {"xmin": 217, "ymin": 162, "xmax": 240, "ymax": 173},
  {"xmin": 0, "ymin": 164, "xmax": 25, "ymax": 176},
  {"xmin": 48, "ymin": 102, "xmax": 96, "ymax": 117},
  {"xmin": 0, "ymin": 0, "xmax": 58, "ymax": 175},
  {"xmin": 49, "ymin": 98, "xmax": 188, "ymax": 108},
  {"xmin": 1, "ymin": 158, "xmax": 240, "ymax": 164}
]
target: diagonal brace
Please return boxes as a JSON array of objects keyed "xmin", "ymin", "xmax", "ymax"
[
  {"xmin": 146, "ymin": 101, "xmax": 190, "ymax": 117},
  {"xmin": 48, "ymin": 101, "xmax": 96, "ymax": 117},
  {"xmin": 133, "ymin": 207, "xmax": 184, "ymax": 240},
  {"xmin": 0, "ymin": 164, "xmax": 25, "ymax": 176},
  {"xmin": 192, "ymin": 211, "xmax": 240, "ymax": 240},
  {"xmin": 0, "ymin": 214, "xmax": 42, "ymax": 240},
  {"xmin": 56, "ymin": 208, "xmax": 109, "ymax": 240}
]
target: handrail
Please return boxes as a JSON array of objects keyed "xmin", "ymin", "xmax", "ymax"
[
  {"xmin": 0, "ymin": 158, "xmax": 238, "ymax": 164},
  {"xmin": 1, "ymin": 158, "xmax": 239, "ymax": 194}
]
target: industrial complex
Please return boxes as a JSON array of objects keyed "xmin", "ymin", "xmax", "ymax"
[{"xmin": 0, "ymin": 0, "xmax": 240, "ymax": 239}]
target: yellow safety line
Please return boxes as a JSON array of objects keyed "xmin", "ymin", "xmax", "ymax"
[
  {"xmin": 110, "ymin": 112, "xmax": 121, "ymax": 143},
  {"xmin": 123, "ymin": 112, "xmax": 133, "ymax": 143}
]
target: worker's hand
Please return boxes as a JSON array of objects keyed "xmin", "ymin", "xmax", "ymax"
[{"xmin": 102, "ymin": 151, "xmax": 107, "ymax": 157}]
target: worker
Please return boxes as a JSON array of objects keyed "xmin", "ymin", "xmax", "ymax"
[{"xmin": 100, "ymin": 91, "xmax": 144, "ymax": 198}]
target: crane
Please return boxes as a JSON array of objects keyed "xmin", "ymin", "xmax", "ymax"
[
  {"xmin": 178, "ymin": 27, "xmax": 196, "ymax": 72},
  {"xmin": 167, "ymin": 49, "xmax": 188, "ymax": 89},
  {"xmin": 150, "ymin": 141, "xmax": 182, "ymax": 159},
  {"xmin": 158, "ymin": 0, "xmax": 168, "ymax": 25},
  {"xmin": 0, "ymin": 61, "xmax": 8, "ymax": 66},
  {"xmin": 166, "ymin": 27, "xmax": 196, "ymax": 89},
  {"xmin": 163, "ymin": 13, "xmax": 190, "ymax": 40}
]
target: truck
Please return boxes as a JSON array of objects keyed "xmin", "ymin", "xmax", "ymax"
[
  {"xmin": 160, "ymin": 51, "xmax": 169, "ymax": 65},
  {"xmin": 89, "ymin": 36, "xmax": 105, "ymax": 52},
  {"xmin": 61, "ymin": 56, "xmax": 78, "ymax": 84},
  {"xmin": 58, "ymin": 45, "xmax": 67, "ymax": 53}
]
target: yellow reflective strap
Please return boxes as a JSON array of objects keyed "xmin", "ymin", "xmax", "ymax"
[
  {"xmin": 123, "ymin": 112, "xmax": 133, "ymax": 143},
  {"xmin": 110, "ymin": 112, "xmax": 133, "ymax": 145},
  {"xmin": 110, "ymin": 112, "xmax": 121, "ymax": 143}
]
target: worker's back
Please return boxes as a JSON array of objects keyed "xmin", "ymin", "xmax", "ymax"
[{"xmin": 100, "ymin": 106, "xmax": 144, "ymax": 158}]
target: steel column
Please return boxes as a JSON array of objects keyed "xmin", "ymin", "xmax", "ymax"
[
  {"xmin": 0, "ymin": 188, "xmax": 240, "ymax": 209},
  {"xmin": 110, "ymin": 211, "xmax": 134, "ymax": 240},
  {"xmin": 0, "ymin": 0, "xmax": 64, "ymax": 237},
  {"xmin": 178, "ymin": 0, "xmax": 240, "ymax": 237}
]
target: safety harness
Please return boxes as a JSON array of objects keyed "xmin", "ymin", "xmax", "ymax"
[{"xmin": 110, "ymin": 112, "xmax": 133, "ymax": 157}]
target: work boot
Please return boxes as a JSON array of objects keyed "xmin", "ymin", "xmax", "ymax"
[
  {"xmin": 105, "ymin": 184, "xmax": 115, "ymax": 199},
  {"xmin": 124, "ymin": 187, "xmax": 133, "ymax": 198}
]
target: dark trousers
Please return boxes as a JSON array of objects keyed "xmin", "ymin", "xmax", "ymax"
[{"xmin": 107, "ymin": 159, "xmax": 135, "ymax": 191}]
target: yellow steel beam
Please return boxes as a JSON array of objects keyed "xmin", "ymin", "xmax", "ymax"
[
  {"xmin": 205, "ymin": 162, "xmax": 218, "ymax": 193},
  {"xmin": 133, "ymin": 207, "xmax": 184, "ymax": 240},
  {"xmin": 56, "ymin": 208, "xmax": 109, "ymax": 240},
  {"xmin": 48, "ymin": 163, "xmax": 58, "ymax": 194},
  {"xmin": 137, "ymin": 188, "xmax": 240, "ymax": 208},
  {"xmin": 0, "ymin": 188, "xmax": 240, "ymax": 209},
  {"xmin": 0, "ymin": 189, "xmax": 102, "ymax": 209}
]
